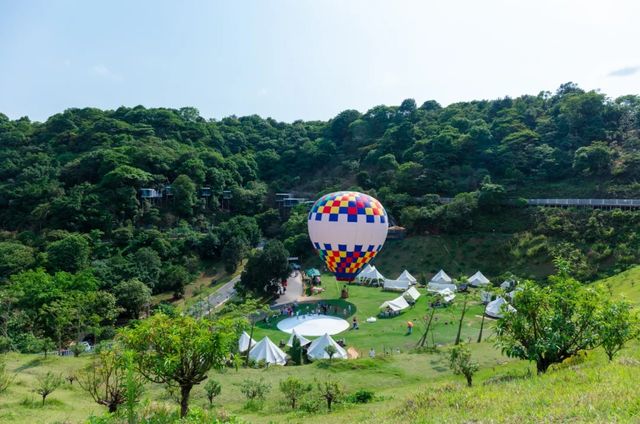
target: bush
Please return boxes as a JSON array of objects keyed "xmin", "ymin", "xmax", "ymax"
[
  {"xmin": 238, "ymin": 377, "xmax": 270, "ymax": 402},
  {"xmin": 347, "ymin": 389, "xmax": 375, "ymax": 404}
]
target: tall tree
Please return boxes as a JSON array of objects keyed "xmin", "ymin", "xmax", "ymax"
[{"xmin": 120, "ymin": 313, "xmax": 237, "ymax": 417}]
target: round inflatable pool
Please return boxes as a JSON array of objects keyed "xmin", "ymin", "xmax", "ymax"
[{"xmin": 277, "ymin": 314, "xmax": 350, "ymax": 336}]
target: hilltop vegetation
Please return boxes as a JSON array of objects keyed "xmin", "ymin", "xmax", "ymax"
[{"xmin": 1, "ymin": 83, "xmax": 640, "ymax": 354}]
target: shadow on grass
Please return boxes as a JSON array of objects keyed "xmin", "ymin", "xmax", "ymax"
[{"xmin": 15, "ymin": 357, "xmax": 46, "ymax": 372}]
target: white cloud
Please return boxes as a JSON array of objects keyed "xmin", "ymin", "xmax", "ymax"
[
  {"xmin": 90, "ymin": 64, "xmax": 123, "ymax": 82},
  {"xmin": 608, "ymin": 66, "xmax": 640, "ymax": 78}
]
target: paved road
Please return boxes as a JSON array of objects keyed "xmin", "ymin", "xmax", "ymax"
[
  {"xmin": 272, "ymin": 271, "xmax": 304, "ymax": 307},
  {"xmin": 189, "ymin": 275, "xmax": 240, "ymax": 317}
]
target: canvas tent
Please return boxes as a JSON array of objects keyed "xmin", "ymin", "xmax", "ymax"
[
  {"xmin": 427, "ymin": 281, "xmax": 457, "ymax": 293},
  {"xmin": 383, "ymin": 278, "xmax": 410, "ymax": 292},
  {"xmin": 356, "ymin": 264, "xmax": 385, "ymax": 285},
  {"xmin": 249, "ymin": 337, "xmax": 287, "ymax": 365},
  {"xmin": 507, "ymin": 286, "xmax": 523, "ymax": 301},
  {"xmin": 397, "ymin": 270, "xmax": 417, "ymax": 285},
  {"xmin": 430, "ymin": 269, "xmax": 452, "ymax": 284},
  {"xmin": 306, "ymin": 333, "xmax": 348, "ymax": 360},
  {"xmin": 286, "ymin": 329, "xmax": 311, "ymax": 347},
  {"xmin": 238, "ymin": 331, "xmax": 257, "ymax": 353},
  {"xmin": 380, "ymin": 295, "xmax": 410, "ymax": 312},
  {"xmin": 403, "ymin": 286, "xmax": 421, "ymax": 302},
  {"xmin": 479, "ymin": 291, "xmax": 492, "ymax": 304},
  {"xmin": 500, "ymin": 280, "xmax": 513, "ymax": 290},
  {"xmin": 437, "ymin": 288, "xmax": 456, "ymax": 303},
  {"xmin": 468, "ymin": 271, "xmax": 490, "ymax": 287},
  {"xmin": 485, "ymin": 297, "xmax": 516, "ymax": 318}
]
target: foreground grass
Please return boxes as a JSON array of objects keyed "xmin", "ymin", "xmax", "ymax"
[{"xmin": 366, "ymin": 344, "xmax": 640, "ymax": 423}]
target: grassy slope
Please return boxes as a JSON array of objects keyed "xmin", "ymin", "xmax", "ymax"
[
  {"xmin": 369, "ymin": 235, "xmax": 554, "ymax": 282},
  {"xmin": 1, "ymin": 267, "xmax": 638, "ymax": 423}
]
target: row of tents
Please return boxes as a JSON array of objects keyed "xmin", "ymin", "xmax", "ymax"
[
  {"xmin": 238, "ymin": 330, "xmax": 349, "ymax": 365},
  {"xmin": 355, "ymin": 265, "xmax": 418, "ymax": 291}
]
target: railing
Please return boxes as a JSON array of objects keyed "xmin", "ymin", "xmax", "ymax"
[{"xmin": 437, "ymin": 197, "xmax": 640, "ymax": 208}]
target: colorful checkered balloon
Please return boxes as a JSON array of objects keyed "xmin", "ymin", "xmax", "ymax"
[{"xmin": 307, "ymin": 191, "xmax": 388, "ymax": 281}]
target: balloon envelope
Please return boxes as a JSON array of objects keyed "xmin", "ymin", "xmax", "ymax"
[{"xmin": 307, "ymin": 191, "xmax": 388, "ymax": 281}]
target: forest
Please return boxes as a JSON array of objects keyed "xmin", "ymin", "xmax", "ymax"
[{"xmin": 0, "ymin": 82, "xmax": 639, "ymax": 353}]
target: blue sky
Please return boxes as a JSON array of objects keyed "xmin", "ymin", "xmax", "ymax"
[{"xmin": 1, "ymin": 0, "xmax": 640, "ymax": 122}]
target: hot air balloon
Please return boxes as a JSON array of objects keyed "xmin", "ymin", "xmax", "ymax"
[{"xmin": 307, "ymin": 191, "xmax": 388, "ymax": 281}]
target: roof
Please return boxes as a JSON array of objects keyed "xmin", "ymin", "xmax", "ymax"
[
  {"xmin": 403, "ymin": 286, "xmax": 421, "ymax": 301},
  {"xmin": 397, "ymin": 270, "xmax": 417, "ymax": 283},
  {"xmin": 305, "ymin": 268, "xmax": 321, "ymax": 278},
  {"xmin": 468, "ymin": 271, "xmax": 490, "ymax": 286},
  {"xmin": 286, "ymin": 329, "xmax": 311, "ymax": 347},
  {"xmin": 427, "ymin": 282, "xmax": 457, "ymax": 293},
  {"xmin": 430, "ymin": 269, "xmax": 452, "ymax": 284},
  {"xmin": 486, "ymin": 297, "xmax": 516, "ymax": 318},
  {"xmin": 383, "ymin": 279, "xmax": 410, "ymax": 291},
  {"xmin": 249, "ymin": 337, "xmax": 287, "ymax": 365},
  {"xmin": 356, "ymin": 264, "xmax": 385, "ymax": 281},
  {"xmin": 380, "ymin": 295, "xmax": 410, "ymax": 311},
  {"xmin": 238, "ymin": 331, "xmax": 257, "ymax": 353},
  {"xmin": 306, "ymin": 333, "xmax": 348, "ymax": 360}
]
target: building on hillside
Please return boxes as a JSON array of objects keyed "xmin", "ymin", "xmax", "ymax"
[{"xmin": 387, "ymin": 225, "xmax": 406, "ymax": 239}]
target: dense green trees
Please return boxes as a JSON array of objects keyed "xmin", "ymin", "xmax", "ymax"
[
  {"xmin": 0, "ymin": 84, "xmax": 638, "ymax": 354},
  {"xmin": 239, "ymin": 240, "xmax": 290, "ymax": 297}
]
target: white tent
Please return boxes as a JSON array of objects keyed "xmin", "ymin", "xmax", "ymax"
[
  {"xmin": 306, "ymin": 333, "xmax": 348, "ymax": 360},
  {"xmin": 500, "ymin": 280, "xmax": 513, "ymax": 290},
  {"xmin": 427, "ymin": 281, "xmax": 457, "ymax": 293},
  {"xmin": 403, "ymin": 286, "xmax": 421, "ymax": 302},
  {"xmin": 383, "ymin": 278, "xmax": 410, "ymax": 292},
  {"xmin": 380, "ymin": 295, "xmax": 410, "ymax": 312},
  {"xmin": 355, "ymin": 264, "xmax": 385, "ymax": 284},
  {"xmin": 248, "ymin": 337, "xmax": 287, "ymax": 365},
  {"xmin": 468, "ymin": 271, "xmax": 490, "ymax": 287},
  {"xmin": 397, "ymin": 270, "xmax": 417, "ymax": 285},
  {"xmin": 485, "ymin": 297, "xmax": 516, "ymax": 318},
  {"xmin": 507, "ymin": 286, "xmax": 524, "ymax": 301},
  {"xmin": 238, "ymin": 331, "xmax": 257, "ymax": 353},
  {"xmin": 437, "ymin": 288, "xmax": 456, "ymax": 303},
  {"xmin": 286, "ymin": 329, "xmax": 311, "ymax": 347},
  {"xmin": 430, "ymin": 269, "xmax": 452, "ymax": 284},
  {"xmin": 480, "ymin": 291, "xmax": 492, "ymax": 304}
]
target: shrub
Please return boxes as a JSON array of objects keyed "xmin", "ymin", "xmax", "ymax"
[
  {"xmin": 347, "ymin": 389, "xmax": 375, "ymax": 404},
  {"xmin": 238, "ymin": 377, "xmax": 270, "ymax": 401},
  {"xmin": 34, "ymin": 371, "xmax": 62, "ymax": 405},
  {"xmin": 204, "ymin": 379, "xmax": 222, "ymax": 406}
]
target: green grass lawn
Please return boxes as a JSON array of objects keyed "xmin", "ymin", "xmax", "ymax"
[
  {"xmin": 1, "ymin": 267, "xmax": 638, "ymax": 423},
  {"xmin": 255, "ymin": 275, "xmax": 494, "ymax": 354},
  {"xmin": 598, "ymin": 265, "xmax": 640, "ymax": 305}
]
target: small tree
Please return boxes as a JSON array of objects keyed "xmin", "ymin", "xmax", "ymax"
[
  {"xmin": 454, "ymin": 293, "xmax": 469, "ymax": 345},
  {"xmin": 35, "ymin": 371, "xmax": 62, "ymax": 405},
  {"xmin": 317, "ymin": 378, "xmax": 343, "ymax": 412},
  {"xmin": 449, "ymin": 343, "xmax": 479, "ymax": 387},
  {"xmin": 324, "ymin": 344, "xmax": 338, "ymax": 361},
  {"xmin": 289, "ymin": 336, "xmax": 304, "ymax": 365},
  {"xmin": 204, "ymin": 379, "xmax": 221, "ymax": 406},
  {"xmin": 42, "ymin": 338, "xmax": 56, "ymax": 358},
  {"xmin": 71, "ymin": 342, "xmax": 86, "ymax": 357},
  {"xmin": 120, "ymin": 313, "xmax": 237, "ymax": 417},
  {"xmin": 78, "ymin": 345, "xmax": 144, "ymax": 413},
  {"xmin": 279, "ymin": 376, "xmax": 311, "ymax": 410},
  {"xmin": 598, "ymin": 299, "xmax": 639, "ymax": 361},
  {"xmin": 496, "ymin": 276, "xmax": 603, "ymax": 373},
  {"xmin": 239, "ymin": 377, "xmax": 271, "ymax": 401}
]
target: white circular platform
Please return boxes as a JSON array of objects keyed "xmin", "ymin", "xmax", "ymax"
[{"xmin": 277, "ymin": 314, "xmax": 350, "ymax": 336}]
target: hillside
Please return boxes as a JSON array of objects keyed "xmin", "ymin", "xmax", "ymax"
[{"xmin": 0, "ymin": 267, "xmax": 638, "ymax": 423}]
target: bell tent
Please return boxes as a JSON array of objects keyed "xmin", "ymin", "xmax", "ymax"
[
  {"xmin": 468, "ymin": 271, "xmax": 490, "ymax": 287},
  {"xmin": 248, "ymin": 337, "xmax": 288, "ymax": 365},
  {"xmin": 286, "ymin": 329, "xmax": 311, "ymax": 347},
  {"xmin": 238, "ymin": 331, "xmax": 257, "ymax": 353},
  {"xmin": 306, "ymin": 333, "xmax": 348, "ymax": 360}
]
